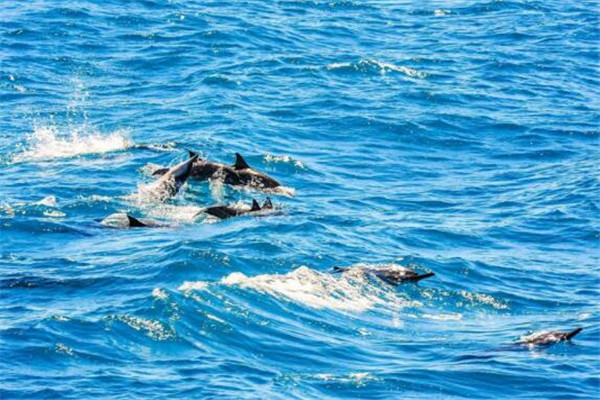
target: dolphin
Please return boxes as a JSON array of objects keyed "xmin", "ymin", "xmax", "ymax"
[
  {"xmin": 153, "ymin": 152, "xmax": 281, "ymax": 191},
  {"xmin": 200, "ymin": 197, "xmax": 274, "ymax": 220},
  {"xmin": 145, "ymin": 154, "xmax": 198, "ymax": 201},
  {"xmin": 101, "ymin": 212, "xmax": 169, "ymax": 228},
  {"xmin": 332, "ymin": 264, "xmax": 435, "ymax": 284},
  {"xmin": 517, "ymin": 327, "xmax": 583, "ymax": 347}
]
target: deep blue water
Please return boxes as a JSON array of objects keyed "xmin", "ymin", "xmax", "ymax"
[{"xmin": 1, "ymin": 1, "xmax": 599, "ymax": 399}]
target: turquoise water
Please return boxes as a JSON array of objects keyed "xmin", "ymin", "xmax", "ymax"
[{"xmin": 1, "ymin": 1, "xmax": 599, "ymax": 399}]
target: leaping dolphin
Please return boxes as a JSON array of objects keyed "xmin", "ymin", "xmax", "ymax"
[
  {"xmin": 144, "ymin": 154, "xmax": 198, "ymax": 202},
  {"xmin": 153, "ymin": 152, "xmax": 281, "ymax": 191},
  {"xmin": 332, "ymin": 264, "xmax": 435, "ymax": 284},
  {"xmin": 517, "ymin": 327, "xmax": 583, "ymax": 347},
  {"xmin": 200, "ymin": 197, "xmax": 274, "ymax": 220}
]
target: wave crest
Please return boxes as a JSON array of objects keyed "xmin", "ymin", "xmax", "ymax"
[{"xmin": 326, "ymin": 58, "xmax": 426, "ymax": 78}]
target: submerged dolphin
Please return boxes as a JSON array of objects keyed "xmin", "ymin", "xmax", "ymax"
[
  {"xmin": 201, "ymin": 197, "xmax": 274, "ymax": 220},
  {"xmin": 153, "ymin": 152, "xmax": 281, "ymax": 190},
  {"xmin": 517, "ymin": 327, "xmax": 583, "ymax": 347},
  {"xmin": 101, "ymin": 213, "xmax": 169, "ymax": 228},
  {"xmin": 332, "ymin": 264, "xmax": 435, "ymax": 284},
  {"xmin": 146, "ymin": 154, "xmax": 198, "ymax": 201}
]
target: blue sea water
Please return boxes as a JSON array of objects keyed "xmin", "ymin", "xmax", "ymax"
[{"xmin": 1, "ymin": 0, "xmax": 599, "ymax": 399}]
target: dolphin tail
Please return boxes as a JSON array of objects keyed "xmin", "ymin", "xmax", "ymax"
[
  {"xmin": 565, "ymin": 327, "xmax": 583, "ymax": 340},
  {"xmin": 127, "ymin": 215, "xmax": 147, "ymax": 228},
  {"xmin": 413, "ymin": 272, "xmax": 435, "ymax": 282}
]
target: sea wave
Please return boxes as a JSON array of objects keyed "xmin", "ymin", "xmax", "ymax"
[{"xmin": 326, "ymin": 58, "xmax": 426, "ymax": 78}]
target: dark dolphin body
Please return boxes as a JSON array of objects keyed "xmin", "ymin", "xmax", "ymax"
[
  {"xmin": 517, "ymin": 327, "xmax": 583, "ymax": 346},
  {"xmin": 201, "ymin": 197, "xmax": 273, "ymax": 220},
  {"xmin": 153, "ymin": 152, "xmax": 281, "ymax": 190},
  {"xmin": 332, "ymin": 264, "xmax": 435, "ymax": 284}
]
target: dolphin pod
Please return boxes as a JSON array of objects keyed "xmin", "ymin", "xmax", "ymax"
[
  {"xmin": 202, "ymin": 197, "xmax": 274, "ymax": 220},
  {"xmin": 99, "ymin": 149, "xmax": 585, "ymax": 350},
  {"xmin": 153, "ymin": 151, "xmax": 281, "ymax": 190}
]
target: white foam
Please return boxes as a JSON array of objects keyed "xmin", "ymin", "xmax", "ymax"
[
  {"xmin": 423, "ymin": 313, "xmax": 463, "ymax": 321},
  {"xmin": 111, "ymin": 314, "xmax": 174, "ymax": 341},
  {"xmin": 12, "ymin": 124, "xmax": 133, "ymax": 162},
  {"xmin": 144, "ymin": 203, "xmax": 203, "ymax": 222},
  {"xmin": 458, "ymin": 290, "xmax": 508, "ymax": 310},
  {"xmin": 55, "ymin": 343, "xmax": 74, "ymax": 356},
  {"xmin": 220, "ymin": 266, "xmax": 417, "ymax": 312},
  {"xmin": 35, "ymin": 195, "xmax": 57, "ymax": 207},
  {"xmin": 264, "ymin": 153, "xmax": 306, "ymax": 169},
  {"xmin": 0, "ymin": 202, "xmax": 15, "ymax": 216},
  {"xmin": 43, "ymin": 210, "xmax": 66, "ymax": 218},
  {"xmin": 230, "ymin": 182, "xmax": 296, "ymax": 198},
  {"xmin": 178, "ymin": 281, "xmax": 209, "ymax": 291},
  {"xmin": 313, "ymin": 372, "xmax": 378, "ymax": 386},
  {"xmin": 152, "ymin": 288, "xmax": 168, "ymax": 300}
]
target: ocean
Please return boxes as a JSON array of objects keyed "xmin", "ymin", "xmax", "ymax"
[{"xmin": 1, "ymin": 1, "xmax": 599, "ymax": 399}]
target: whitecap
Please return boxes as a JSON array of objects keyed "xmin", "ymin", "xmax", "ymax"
[{"xmin": 220, "ymin": 266, "xmax": 418, "ymax": 312}]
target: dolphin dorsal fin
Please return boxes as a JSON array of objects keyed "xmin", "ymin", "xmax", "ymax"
[
  {"xmin": 262, "ymin": 197, "xmax": 273, "ymax": 209},
  {"xmin": 127, "ymin": 215, "xmax": 147, "ymax": 228},
  {"xmin": 188, "ymin": 150, "xmax": 198, "ymax": 159},
  {"xmin": 251, "ymin": 199, "xmax": 261, "ymax": 211},
  {"xmin": 565, "ymin": 327, "xmax": 583, "ymax": 340},
  {"xmin": 233, "ymin": 153, "xmax": 251, "ymax": 170}
]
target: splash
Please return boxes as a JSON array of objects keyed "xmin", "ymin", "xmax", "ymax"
[
  {"xmin": 220, "ymin": 266, "xmax": 419, "ymax": 312},
  {"xmin": 144, "ymin": 204, "xmax": 203, "ymax": 222},
  {"xmin": 35, "ymin": 195, "xmax": 57, "ymax": 207},
  {"xmin": 0, "ymin": 201, "xmax": 15, "ymax": 217},
  {"xmin": 12, "ymin": 124, "xmax": 134, "ymax": 162},
  {"xmin": 54, "ymin": 343, "xmax": 74, "ymax": 356},
  {"xmin": 231, "ymin": 183, "xmax": 296, "ymax": 198},
  {"xmin": 264, "ymin": 153, "xmax": 306, "ymax": 169}
]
